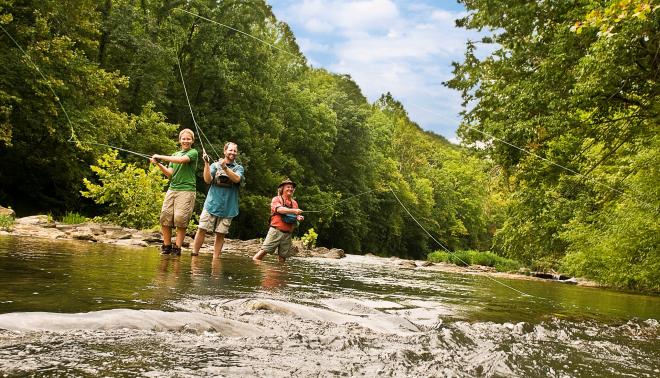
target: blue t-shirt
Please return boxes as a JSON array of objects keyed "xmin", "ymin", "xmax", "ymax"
[{"xmin": 204, "ymin": 161, "xmax": 244, "ymax": 218}]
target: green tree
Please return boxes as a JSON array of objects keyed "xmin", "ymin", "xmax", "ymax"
[
  {"xmin": 447, "ymin": 0, "xmax": 658, "ymax": 285},
  {"xmin": 81, "ymin": 150, "xmax": 167, "ymax": 229},
  {"xmin": 0, "ymin": 0, "xmax": 131, "ymax": 214}
]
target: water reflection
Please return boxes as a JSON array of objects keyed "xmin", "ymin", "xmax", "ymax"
[
  {"xmin": 257, "ymin": 263, "xmax": 288, "ymax": 291},
  {"xmin": 211, "ymin": 256, "xmax": 222, "ymax": 280}
]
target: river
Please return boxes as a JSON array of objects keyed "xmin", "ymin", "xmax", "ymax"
[{"xmin": 0, "ymin": 235, "xmax": 658, "ymax": 377}]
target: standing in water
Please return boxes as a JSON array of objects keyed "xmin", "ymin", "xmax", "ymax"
[
  {"xmin": 150, "ymin": 128, "xmax": 198, "ymax": 256},
  {"xmin": 191, "ymin": 142, "xmax": 243, "ymax": 258},
  {"xmin": 252, "ymin": 178, "xmax": 304, "ymax": 263}
]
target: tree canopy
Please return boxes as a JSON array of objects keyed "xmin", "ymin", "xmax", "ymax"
[{"xmin": 0, "ymin": 0, "xmax": 490, "ymax": 262}]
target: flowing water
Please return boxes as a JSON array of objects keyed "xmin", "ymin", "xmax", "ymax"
[{"xmin": 0, "ymin": 235, "xmax": 658, "ymax": 377}]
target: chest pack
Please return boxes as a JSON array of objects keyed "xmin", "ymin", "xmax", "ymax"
[
  {"xmin": 213, "ymin": 163, "xmax": 235, "ymax": 187},
  {"xmin": 273, "ymin": 196, "xmax": 298, "ymax": 224}
]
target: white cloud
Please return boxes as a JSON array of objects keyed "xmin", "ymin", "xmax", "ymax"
[
  {"xmin": 270, "ymin": 0, "xmax": 488, "ymax": 139},
  {"xmin": 288, "ymin": 0, "xmax": 399, "ymax": 33},
  {"xmin": 296, "ymin": 37, "xmax": 330, "ymax": 53}
]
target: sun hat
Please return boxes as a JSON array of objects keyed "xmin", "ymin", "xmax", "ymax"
[{"xmin": 278, "ymin": 178, "xmax": 296, "ymax": 189}]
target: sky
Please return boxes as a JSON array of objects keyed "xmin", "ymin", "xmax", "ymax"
[{"xmin": 268, "ymin": 0, "xmax": 485, "ymax": 143}]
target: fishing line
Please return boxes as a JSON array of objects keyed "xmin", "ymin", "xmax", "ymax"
[
  {"xmin": 177, "ymin": 9, "xmax": 549, "ymax": 299},
  {"xmin": 73, "ymin": 141, "xmax": 152, "ymax": 160},
  {"xmin": 177, "ymin": 7, "xmax": 654, "ymax": 212},
  {"xmin": 168, "ymin": 19, "xmax": 224, "ymax": 162},
  {"xmin": 303, "ymin": 188, "xmax": 380, "ymax": 213},
  {"xmin": 176, "ymin": 8, "xmax": 653, "ymax": 212},
  {"xmin": 411, "ymin": 103, "xmax": 657, "ymax": 212},
  {"xmin": 173, "ymin": 8, "xmax": 303, "ymax": 62},
  {"xmin": 388, "ymin": 186, "xmax": 537, "ymax": 298},
  {"xmin": 304, "ymin": 184, "xmax": 539, "ymax": 298},
  {"xmin": 0, "ymin": 23, "xmax": 77, "ymax": 143},
  {"xmin": 1, "ymin": 23, "xmax": 155, "ymax": 161}
]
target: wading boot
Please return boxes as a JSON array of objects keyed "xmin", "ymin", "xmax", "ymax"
[
  {"xmin": 160, "ymin": 244, "xmax": 172, "ymax": 255},
  {"xmin": 171, "ymin": 246, "xmax": 182, "ymax": 256}
]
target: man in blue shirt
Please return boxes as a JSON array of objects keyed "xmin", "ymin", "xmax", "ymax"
[{"xmin": 191, "ymin": 142, "xmax": 244, "ymax": 258}]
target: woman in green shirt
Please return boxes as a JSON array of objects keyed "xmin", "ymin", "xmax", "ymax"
[{"xmin": 150, "ymin": 128, "xmax": 198, "ymax": 256}]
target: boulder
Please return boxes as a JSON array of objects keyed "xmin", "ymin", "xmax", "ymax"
[
  {"xmin": 113, "ymin": 239, "xmax": 149, "ymax": 247},
  {"xmin": 310, "ymin": 247, "xmax": 330, "ymax": 257},
  {"xmin": 15, "ymin": 215, "xmax": 50, "ymax": 226},
  {"xmin": 70, "ymin": 230, "xmax": 97, "ymax": 242},
  {"xmin": 0, "ymin": 206, "xmax": 15, "ymax": 219},
  {"xmin": 325, "ymin": 248, "xmax": 345, "ymax": 259},
  {"xmin": 54, "ymin": 224, "xmax": 77, "ymax": 231},
  {"xmin": 288, "ymin": 240, "xmax": 310, "ymax": 257},
  {"xmin": 105, "ymin": 230, "xmax": 133, "ymax": 240},
  {"xmin": 142, "ymin": 232, "xmax": 163, "ymax": 243},
  {"xmin": 416, "ymin": 260, "xmax": 434, "ymax": 267}
]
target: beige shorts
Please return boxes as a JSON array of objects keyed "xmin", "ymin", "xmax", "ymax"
[
  {"xmin": 160, "ymin": 190, "xmax": 196, "ymax": 228},
  {"xmin": 198, "ymin": 208, "xmax": 232, "ymax": 234},
  {"xmin": 261, "ymin": 227, "xmax": 292, "ymax": 257}
]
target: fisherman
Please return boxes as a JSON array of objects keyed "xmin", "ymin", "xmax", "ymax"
[
  {"xmin": 191, "ymin": 142, "xmax": 243, "ymax": 258},
  {"xmin": 252, "ymin": 178, "xmax": 304, "ymax": 263},
  {"xmin": 150, "ymin": 128, "xmax": 198, "ymax": 256}
]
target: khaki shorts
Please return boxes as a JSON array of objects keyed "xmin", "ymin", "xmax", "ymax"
[
  {"xmin": 198, "ymin": 208, "xmax": 232, "ymax": 234},
  {"xmin": 160, "ymin": 190, "xmax": 196, "ymax": 228},
  {"xmin": 261, "ymin": 227, "xmax": 292, "ymax": 257}
]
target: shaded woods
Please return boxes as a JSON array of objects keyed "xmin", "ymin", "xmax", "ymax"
[{"xmin": 0, "ymin": 0, "xmax": 657, "ymax": 291}]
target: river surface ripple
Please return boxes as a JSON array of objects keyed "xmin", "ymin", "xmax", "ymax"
[{"xmin": 0, "ymin": 236, "xmax": 658, "ymax": 377}]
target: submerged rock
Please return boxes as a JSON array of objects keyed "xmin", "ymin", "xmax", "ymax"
[{"xmin": 398, "ymin": 260, "xmax": 417, "ymax": 269}]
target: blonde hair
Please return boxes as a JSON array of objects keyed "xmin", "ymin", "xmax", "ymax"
[{"xmin": 179, "ymin": 128, "xmax": 195, "ymax": 142}]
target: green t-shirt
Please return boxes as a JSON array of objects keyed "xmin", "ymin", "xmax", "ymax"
[{"xmin": 168, "ymin": 148, "xmax": 198, "ymax": 191}]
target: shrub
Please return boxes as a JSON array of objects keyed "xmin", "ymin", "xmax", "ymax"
[
  {"xmin": 301, "ymin": 228, "xmax": 318, "ymax": 248},
  {"xmin": 60, "ymin": 212, "xmax": 87, "ymax": 224},
  {"xmin": 81, "ymin": 151, "xmax": 168, "ymax": 229},
  {"xmin": 427, "ymin": 249, "xmax": 522, "ymax": 272},
  {"xmin": 0, "ymin": 214, "xmax": 14, "ymax": 231}
]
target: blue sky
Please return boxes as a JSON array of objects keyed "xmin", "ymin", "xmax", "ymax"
[{"xmin": 268, "ymin": 0, "xmax": 484, "ymax": 142}]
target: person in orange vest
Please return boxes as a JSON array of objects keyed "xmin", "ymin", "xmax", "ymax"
[{"xmin": 252, "ymin": 178, "xmax": 304, "ymax": 263}]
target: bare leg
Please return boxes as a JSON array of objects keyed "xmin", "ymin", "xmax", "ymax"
[
  {"xmin": 161, "ymin": 225, "xmax": 172, "ymax": 246},
  {"xmin": 192, "ymin": 228, "xmax": 206, "ymax": 256},
  {"xmin": 213, "ymin": 233, "xmax": 225, "ymax": 258},
  {"xmin": 175, "ymin": 227, "xmax": 187, "ymax": 248},
  {"xmin": 252, "ymin": 249, "xmax": 268, "ymax": 261}
]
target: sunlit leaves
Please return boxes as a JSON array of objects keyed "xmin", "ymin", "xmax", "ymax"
[{"xmin": 81, "ymin": 150, "xmax": 168, "ymax": 229}]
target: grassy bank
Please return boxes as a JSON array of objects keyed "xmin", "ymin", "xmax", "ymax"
[{"xmin": 427, "ymin": 250, "xmax": 522, "ymax": 273}]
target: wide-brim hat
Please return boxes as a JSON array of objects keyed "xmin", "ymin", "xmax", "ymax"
[{"xmin": 278, "ymin": 178, "xmax": 296, "ymax": 189}]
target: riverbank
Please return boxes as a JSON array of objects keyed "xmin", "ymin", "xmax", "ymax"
[{"xmin": 1, "ymin": 214, "xmax": 600, "ymax": 288}]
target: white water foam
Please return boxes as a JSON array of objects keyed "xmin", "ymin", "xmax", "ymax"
[{"xmin": 0, "ymin": 309, "xmax": 264, "ymax": 336}]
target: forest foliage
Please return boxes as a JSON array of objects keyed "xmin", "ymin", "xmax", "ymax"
[
  {"xmin": 0, "ymin": 0, "xmax": 657, "ymax": 290},
  {"xmin": 448, "ymin": 0, "xmax": 658, "ymax": 291}
]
